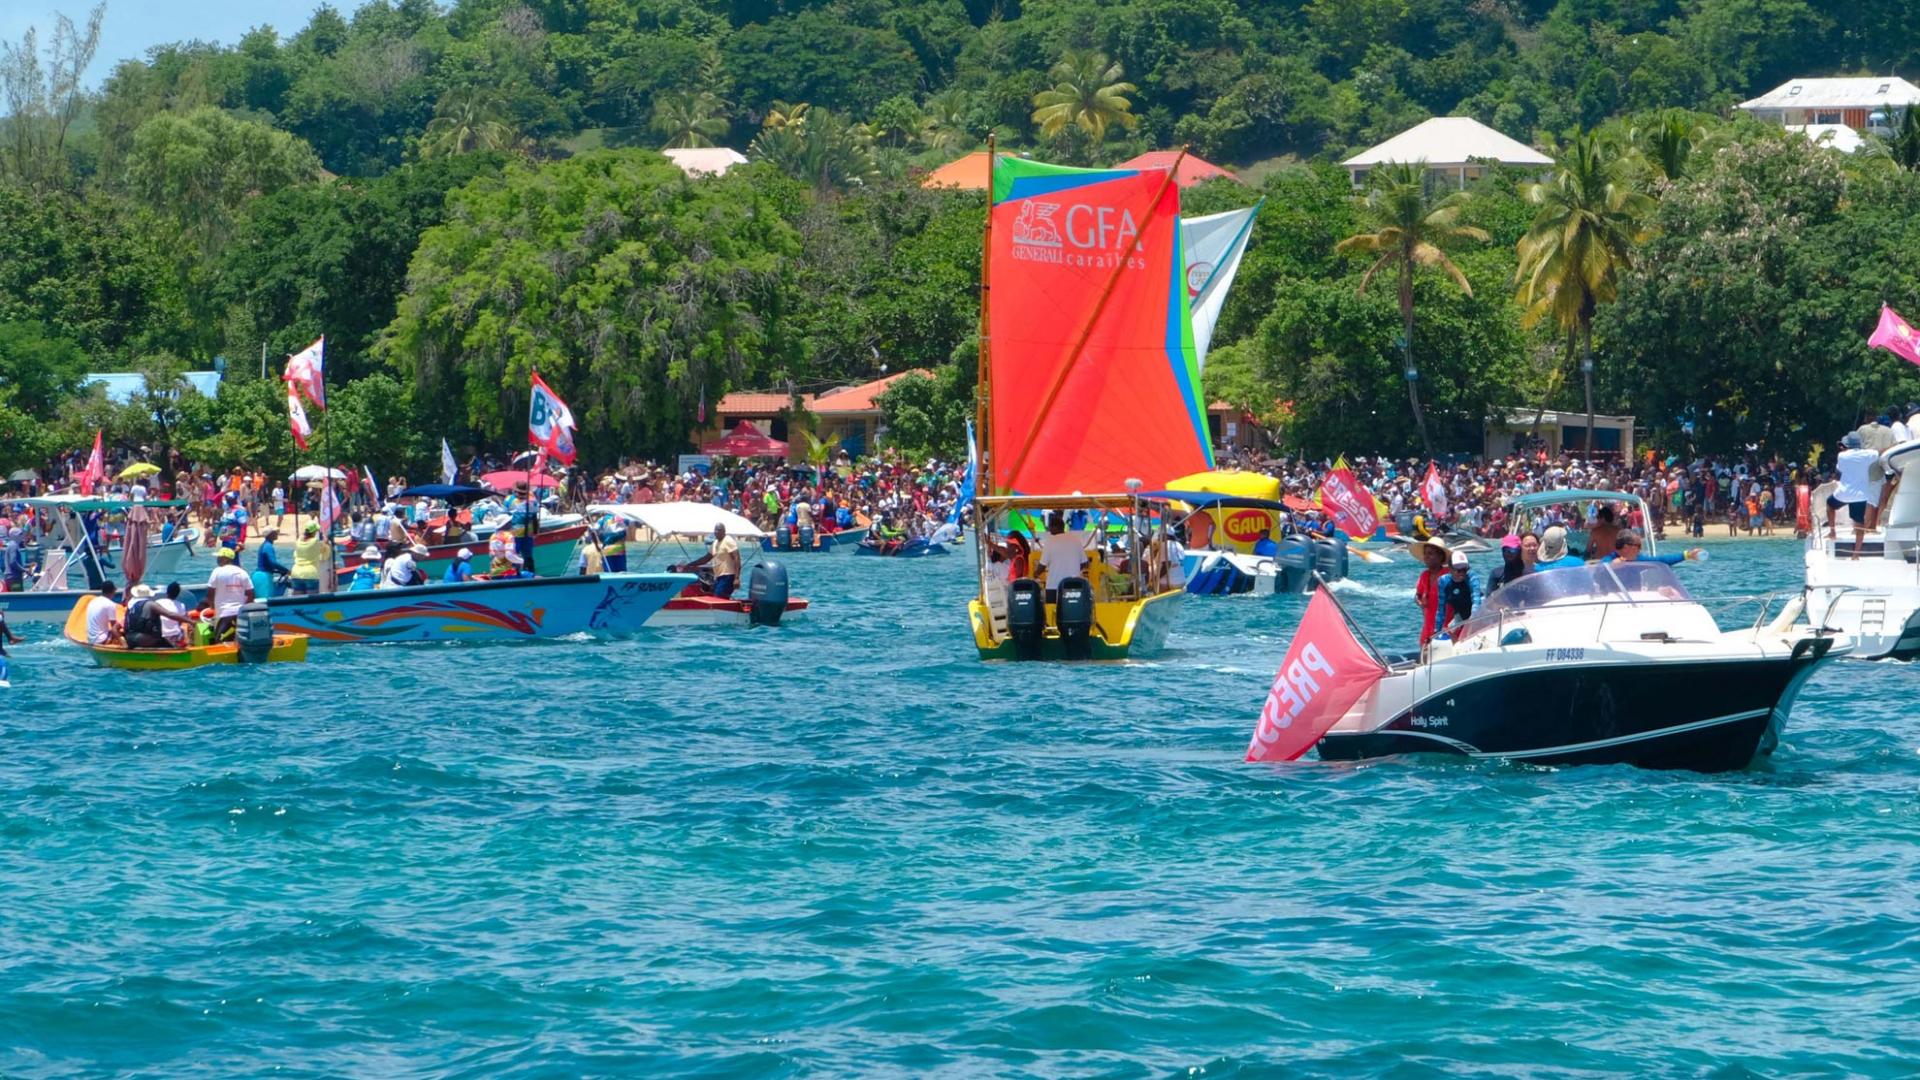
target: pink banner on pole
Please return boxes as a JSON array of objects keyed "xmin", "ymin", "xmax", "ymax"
[
  {"xmin": 1318, "ymin": 467, "xmax": 1379, "ymax": 539},
  {"xmin": 1420, "ymin": 462, "xmax": 1448, "ymax": 517},
  {"xmin": 1246, "ymin": 589, "xmax": 1387, "ymax": 763},
  {"xmin": 1868, "ymin": 304, "xmax": 1920, "ymax": 367}
]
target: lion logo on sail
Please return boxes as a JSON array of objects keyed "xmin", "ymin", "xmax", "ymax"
[{"xmin": 1012, "ymin": 202, "xmax": 1063, "ymax": 249}]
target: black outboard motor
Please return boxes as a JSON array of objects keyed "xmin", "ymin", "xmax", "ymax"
[
  {"xmin": 1007, "ymin": 578, "xmax": 1045, "ymax": 660},
  {"xmin": 776, "ymin": 523, "xmax": 793, "ymax": 551},
  {"xmin": 748, "ymin": 560, "xmax": 790, "ymax": 626},
  {"xmin": 1055, "ymin": 575, "xmax": 1095, "ymax": 660},
  {"xmin": 234, "ymin": 602, "xmax": 275, "ymax": 663},
  {"xmin": 799, "ymin": 524, "xmax": 815, "ymax": 551}
]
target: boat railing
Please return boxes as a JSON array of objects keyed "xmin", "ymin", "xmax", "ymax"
[{"xmin": 1462, "ymin": 590, "xmax": 1789, "ymax": 649}]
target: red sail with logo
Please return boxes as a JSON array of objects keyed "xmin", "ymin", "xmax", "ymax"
[
  {"xmin": 1246, "ymin": 588, "xmax": 1386, "ymax": 762},
  {"xmin": 987, "ymin": 158, "xmax": 1211, "ymax": 495}
]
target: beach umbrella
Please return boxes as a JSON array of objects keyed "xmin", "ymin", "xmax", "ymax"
[
  {"xmin": 480, "ymin": 470, "xmax": 561, "ymax": 490},
  {"xmin": 291, "ymin": 465, "xmax": 348, "ymax": 481},
  {"xmin": 6, "ymin": 469, "xmax": 37, "ymax": 482},
  {"xmin": 117, "ymin": 463, "xmax": 161, "ymax": 480},
  {"xmin": 121, "ymin": 503, "xmax": 151, "ymax": 588}
]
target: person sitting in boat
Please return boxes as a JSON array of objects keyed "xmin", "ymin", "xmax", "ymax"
[
  {"xmin": 1600, "ymin": 530, "xmax": 1704, "ymax": 566},
  {"xmin": 1585, "ymin": 506, "xmax": 1620, "ymax": 561},
  {"xmin": 487, "ymin": 527, "xmax": 525, "ymax": 578},
  {"xmin": 1438, "ymin": 551, "xmax": 1477, "ymax": 636},
  {"xmin": 255, "ymin": 527, "xmax": 293, "ymax": 583},
  {"xmin": 157, "ymin": 582, "xmax": 190, "ymax": 647},
  {"xmin": 348, "ymin": 551, "xmax": 383, "ymax": 592},
  {"xmin": 601, "ymin": 523, "xmax": 627, "ymax": 572},
  {"xmin": 444, "ymin": 547, "xmax": 476, "ymax": 583},
  {"xmin": 84, "ymin": 582, "xmax": 124, "ymax": 645},
  {"xmin": 1532, "ymin": 526, "xmax": 1585, "ymax": 571},
  {"xmin": 380, "ymin": 542, "xmax": 429, "ymax": 588},
  {"xmin": 673, "ymin": 523, "xmax": 742, "ymax": 598},
  {"xmin": 123, "ymin": 583, "xmax": 198, "ymax": 649},
  {"xmin": 1485, "ymin": 534, "xmax": 1527, "ymax": 597}
]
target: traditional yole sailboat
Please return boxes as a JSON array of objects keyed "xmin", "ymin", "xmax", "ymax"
[{"xmin": 966, "ymin": 146, "xmax": 1215, "ymax": 660}]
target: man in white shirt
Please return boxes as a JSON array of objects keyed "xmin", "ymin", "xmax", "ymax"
[
  {"xmin": 84, "ymin": 582, "xmax": 123, "ymax": 645},
  {"xmin": 381, "ymin": 544, "xmax": 423, "ymax": 588},
  {"xmin": 205, "ymin": 548, "xmax": 255, "ymax": 639},
  {"xmin": 1036, "ymin": 511, "xmax": 1090, "ymax": 599},
  {"xmin": 1834, "ymin": 433, "xmax": 1880, "ymax": 560}
]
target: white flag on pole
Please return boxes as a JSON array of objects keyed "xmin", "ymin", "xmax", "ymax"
[{"xmin": 441, "ymin": 438, "xmax": 457, "ymax": 485}]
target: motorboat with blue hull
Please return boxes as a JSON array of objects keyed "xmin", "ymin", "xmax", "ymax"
[
  {"xmin": 263, "ymin": 572, "xmax": 695, "ymax": 643},
  {"xmin": 760, "ymin": 524, "xmax": 869, "ymax": 554},
  {"xmin": 1316, "ymin": 554, "xmax": 1846, "ymax": 772}
]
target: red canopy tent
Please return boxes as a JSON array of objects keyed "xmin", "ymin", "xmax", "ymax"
[{"xmin": 702, "ymin": 422, "xmax": 788, "ymax": 458}]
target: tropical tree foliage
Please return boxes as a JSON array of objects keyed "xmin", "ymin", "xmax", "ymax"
[
  {"xmin": 1334, "ymin": 161, "xmax": 1489, "ymax": 456},
  {"xmin": 1031, "ymin": 51, "xmax": 1139, "ymax": 146},
  {"xmin": 419, "ymin": 87, "xmax": 518, "ymax": 158}
]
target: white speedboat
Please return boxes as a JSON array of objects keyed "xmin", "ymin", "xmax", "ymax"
[
  {"xmin": 1319, "ymin": 526, "xmax": 1845, "ymax": 772},
  {"xmin": 1804, "ymin": 439, "xmax": 1920, "ymax": 660}
]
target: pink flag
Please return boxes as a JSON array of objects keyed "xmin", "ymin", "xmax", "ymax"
[
  {"xmin": 1247, "ymin": 589, "xmax": 1387, "ymax": 762},
  {"xmin": 287, "ymin": 385, "xmax": 313, "ymax": 450},
  {"xmin": 1868, "ymin": 304, "xmax": 1920, "ymax": 367},
  {"xmin": 1318, "ymin": 467, "xmax": 1379, "ymax": 539},
  {"xmin": 318, "ymin": 481, "xmax": 343, "ymax": 534},
  {"xmin": 79, "ymin": 430, "xmax": 104, "ymax": 494},
  {"xmin": 285, "ymin": 337, "xmax": 327, "ymax": 408}
]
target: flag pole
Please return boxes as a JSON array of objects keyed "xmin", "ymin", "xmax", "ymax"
[
  {"xmin": 525, "ymin": 369, "xmax": 539, "ymax": 580},
  {"xmin": 321, "ymin": 340, "xmax": 335, "ymax": 593}
]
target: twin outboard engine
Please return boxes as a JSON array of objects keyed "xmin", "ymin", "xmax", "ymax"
[
  {"xmin": 1275, "ymin": 536, "xmax": 1314, "ymax": 594},
  {"xmin": 775, "ymin": 524, "xmax": 793, "ymax": 551},
  {"xmin": 1312, "ymin": 533, "xmax": 1349, "ymax": 585},
  {"xmin": 1055, "ymin": 576, "xmax": 1095, "ymax": 660},
  {"xmin": 798, "ymin": 524, "xmax": 815, "ymax": 551},
  {"xmin": 234, "ymin": 602, "xmax": 275, "ymax": 663},
  {"xmin": 748, "ymin": 560, "xmax": 790, "ymax": 626},
  {"xmin": 1006, "ymin": 578, "xmax": 1045, "ymax": 660}
]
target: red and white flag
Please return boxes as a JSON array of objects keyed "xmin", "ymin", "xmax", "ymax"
[
  {"xmin": 528, "ymin": 371, "xmax": 577, "ymax": 466},
  {"xmin": 287, "ymin": 384, "xmax": 314, "ymax": 450},
  {"xmin": 285, "ymin": 336, "xmax": 326, "ymax": 408},
  {"xmin": 1868, "ymin": 304, "xmax": 1920, "ymax": 367},
  {"xmin": 1246, "ymin": 589, "xmax": 1387, "ymax": 763},
  {"xmin": 1318, "ymin": 463, "xmax": 1379, "ymax": 539},
  {"xmin": 79, "ymin": 430, "xmax": 104, "ymax": 494},
  {"xmin": 1420, "ymin": 462, "xmax": 1448, "ymax": 518}
]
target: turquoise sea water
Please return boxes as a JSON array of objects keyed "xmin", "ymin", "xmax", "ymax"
[{"xmin": 3, "ymin": 536, "xmax": 1918, "ymax": 1076}]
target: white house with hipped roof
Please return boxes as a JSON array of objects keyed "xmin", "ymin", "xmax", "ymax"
[
  {"xmin": 1737, "ymin": 77, "xmax": 1920, "ymax": 134},
  {"xmin": 1342, "ymin": 116, "xmax": 1553, "ymax": 188},
  {"xmin": 663, "ymin": 147, "xmax": 748, "ymax": 178}
]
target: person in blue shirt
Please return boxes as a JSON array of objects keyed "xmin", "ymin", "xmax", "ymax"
[
  {"xmin": 1599, "ymin": 530, "xmax": 1703, "ymax": 566},
  {"xmin": 1532, "ymin": 526, "xmax": 1586, "ymax": 571},
  {"xmin": 255, "ymin": 528, "xmax": 292, "ymax": 578},
  {"xmin": 347, "ymin": 552, "xmax": 382, "ymax": 591},
  {"xmin": 444, "ymin": 547, "xmax": 476, "ymax": 583}
]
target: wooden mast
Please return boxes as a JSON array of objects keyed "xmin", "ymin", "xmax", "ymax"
[{"xmin": 975, "ymin": 133, "xmax": 994, "ymax": 500}]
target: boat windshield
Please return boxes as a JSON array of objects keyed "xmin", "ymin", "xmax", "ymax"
[{"xmin": 1477, "ymin": 561, "xmax": 1693, "ymax": 621}]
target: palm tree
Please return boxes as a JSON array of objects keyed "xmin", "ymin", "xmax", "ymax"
[
  {"xmin": 1513, "ymin": 132, "xmax": 1655, "ymax": 456},
  {"xmin": 1030, "ymin": 50, "xmax": 1138, "ymax": 144},
  {"xmin": 920, "ymin": 88, "xmax": 973, "ymax": 152},
  {"xmin": 749, "ymin": 107, "xmax": 876, "ymax": 193},
  {"xmin": 420, "ymin": 87, "xmax": 516, "ymax": 157},
  {"xmin": 652, "ymin": 91, "xmax": 728, "ymax": 149},
  {"xmin": 1630, "ymin": 110, "xmax": 1703, "ymax": 183},
  {"xmin": 1864, "ymin": 103, "xmax": 1920, "ymax": 171},
  {"xmin": 1333, "ymin": 160, "xmax": 1489, "ymax": 457}
]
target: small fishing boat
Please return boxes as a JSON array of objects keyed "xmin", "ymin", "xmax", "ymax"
[
  {"xmin": 265, "ymin": 572, "xmax": 694, "ymax": 643},
  {"xmin": 855, "ymin": 535, "xmax": 949, "ymax": 558},
  {"xmin": 759, "ymin": 524, "xmax": 869, "ymax": 554},
  {"xmin": 652, "ymin": 589, "xmax": 810, "ymax": 627},
  {"xmin": 63, "ymin": 598, "xmax": 308, "ymax": 670},
  {"xmin": 3, "ymin": 496, "xmax": 203, "ymax": 624},
  {"xmin": 588, "ymin": 502, "xmax": 811, "ymax": 627}
]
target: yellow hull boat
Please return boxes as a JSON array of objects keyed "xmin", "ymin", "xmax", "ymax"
[{"xmin": 64, "ymin": 599, "xmax": 309, "ymax": 670}]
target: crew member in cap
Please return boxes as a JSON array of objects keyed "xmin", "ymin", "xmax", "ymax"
[
  {"xmin": 444, "ymin": 547, "xmax": 475, "ymax": 583},
  {"xmin": 205, "ymin": 547, "xmax": 255, "ymax": 641}
]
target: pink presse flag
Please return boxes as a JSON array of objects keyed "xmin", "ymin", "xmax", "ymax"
[
  {"xmin": 1318, "ymin": 467, "xmax": 1379, "ymax": 539},
  {"xmin": 287, "ymin": 384, "xmax": 313, "ymax": 450},
  {"xmin": 1868, "ymin": 304, "xmax": 1920, "ymax": 367},
  {"xmin": 79, "ymin": 430, "xmax": 104, "ymax": 494},
  {"xmin": 1246, "ymin": 589, "xmax": 1387, "ymax": 763}
]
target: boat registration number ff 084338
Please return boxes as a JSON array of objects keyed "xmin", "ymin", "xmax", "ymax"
[{"xmin": 1545, "ymin": 647, "xmax": 1586, "ymax": 661}]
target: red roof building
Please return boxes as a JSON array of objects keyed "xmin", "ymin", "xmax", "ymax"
[{"xmin": 1116, "ymin": 151, "xmax": 1240, "ymax": 188}]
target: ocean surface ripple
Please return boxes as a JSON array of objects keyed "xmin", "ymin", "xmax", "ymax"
[{"xmin": 3, "ymin": 537, "xmax": 1917, "ymax": 1076}]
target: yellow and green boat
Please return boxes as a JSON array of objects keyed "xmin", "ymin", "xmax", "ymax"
[
  {"xmin": 63, "ymin": 599, "xmax": 309, "ymax": 670},
  {"xmin": 964, "ymin": 150, "xmax": 1215, "ymax": 661}
]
